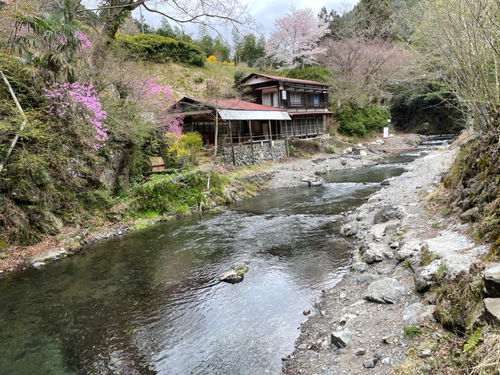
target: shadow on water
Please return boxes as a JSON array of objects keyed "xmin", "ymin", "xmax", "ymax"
[{"xmin": 0, "ymin": 158, "xmax": 413, "ymax": 375}]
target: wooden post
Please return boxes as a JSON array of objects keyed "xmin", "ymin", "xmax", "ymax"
[
  {"xmin": 249, "ymin": 120, "xmax": 255, "ymax": 165},
  {"xmin": 230, "ymin": 121, "xmax": 236, "ymax": 166},
  {"xmin": 268, "ymin": 120, "xmax": 274, "ymax": 161},
  {"xmin": 305, "ymin": 118, "xmax": 308, "ymax": 138},
  {"xmin": 315, "ymin": 117, "xmax": 319, "ymax": 135},
  {"xmin": 293, "ymin": 118, "xmax": 296, "ymax": 137}
]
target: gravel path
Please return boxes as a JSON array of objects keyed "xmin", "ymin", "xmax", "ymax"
[{"xmin": 280, "ymin": 149, "xmax": 465, "ymax": 375}]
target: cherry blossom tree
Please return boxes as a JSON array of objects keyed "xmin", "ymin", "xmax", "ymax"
[{"xmin": 266, "ymin": 6, "xmax": 328, "ymax": 69}]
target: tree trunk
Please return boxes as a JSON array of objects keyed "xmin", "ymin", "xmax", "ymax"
[
  {"xmin": 92, "ymin": 0, "xmax": 140, "ymax": 69},
  {"xmin": 0, "ymin": 70, "xmax": 28, "ymax": 173}
]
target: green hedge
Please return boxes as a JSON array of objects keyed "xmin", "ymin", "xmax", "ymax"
[
  {"xmin": 336, "ymin": 105, "xmax": 390, "ymax": 137},
  {"xmin": 116, "ymin": 34, "xmax": 205, "ymax": 66}
]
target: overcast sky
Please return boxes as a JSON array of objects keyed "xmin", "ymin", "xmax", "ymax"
[{"xmin": 133, "ymin": 0, "xmax": 359, "ymax": 41}]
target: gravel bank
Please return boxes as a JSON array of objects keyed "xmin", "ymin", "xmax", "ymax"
[{"xmin": 281, "ymin": 149, "xmax": 485, "ymax": 375}]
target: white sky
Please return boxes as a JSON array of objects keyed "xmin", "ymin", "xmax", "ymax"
[{"xmin": 133, "ymin": 0, "xmax": 359, "ymax": 41}]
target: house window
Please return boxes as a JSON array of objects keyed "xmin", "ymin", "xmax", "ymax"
[
  {"xmin": 263, "ymin": 92, "xmax": 278, "ymax": 107},
  {"xmin": 290, "ymin": 92, "xmax": 302, "ymax": 107},
  {"xmin": 190, "ymin": 121, "xmax": 215, "ymax": 134}
]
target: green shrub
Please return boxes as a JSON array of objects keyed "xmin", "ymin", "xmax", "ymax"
[
  {"xmin": 336, "ymin": 104, "xmax": 390, "ymax": 137},
  {"xmin": 77, "ymin": 190, "xmax": 114, "ymax": 211},
  {"xmin": 166, "ymin": 132, "xmax": 203, "ymax": 167},
  {"xmin": 116, "ymin": 34, "xmax": 205, "ymax": 66},
  {"xmin": 325, "ymin": 145, "xmax": 335, "ymax": 154},
  {"xmin": 130, "ymin": 170, "xmax": 229, "ymax": 215},
  {"xmin": 283, "ymin": 66, "xmax": 333, "ymax": 83}
]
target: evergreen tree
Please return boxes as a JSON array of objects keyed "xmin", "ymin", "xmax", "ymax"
[
  {"xmin": 355, "ymin": 0, "xmax": 396, "ymax": 40},
  {"xmin": 318, "ymin": 7, "xmax": 343, "ymax": 40},
  {"xmin": 234, "ymin": 33, "xmax": 266, "ymax": 67}
]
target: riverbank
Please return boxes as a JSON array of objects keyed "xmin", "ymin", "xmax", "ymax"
[
  {"xmin": 281, "ymin": 148, "xmax": 493, "ymax": 374},
  {"xmin": 1, "ymin": 134, "xmax": 418, "ymax": 276}
]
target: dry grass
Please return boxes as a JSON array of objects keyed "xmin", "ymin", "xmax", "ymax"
[{"xmin": 470, "ymin": 328, "xmax": 500, "ymax": 375}]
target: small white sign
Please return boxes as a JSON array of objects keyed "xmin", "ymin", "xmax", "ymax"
[
  {"xmin": 282, "ymin": 91, "xmax": 287, "ymax": 100},
  {"xmin": 383, "ymin": 127, "xmax": 389, "ymax": 138}
]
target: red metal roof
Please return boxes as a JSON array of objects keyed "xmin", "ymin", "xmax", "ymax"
[
  {"xmin": 239, "ymin": 73, "xmax": 331, "ymax": 87},
  {"xmin": 184, "ymin": 97, "xmax": 287, "ymax": 111}
]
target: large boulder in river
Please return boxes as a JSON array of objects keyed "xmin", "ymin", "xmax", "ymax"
[
  {"xmin": 219, "ymin": 263, "xmax": 249, "ymax": 284},
  {"xmin": 364, "ymin": 278, "xmax": 405, "ymax": 304}
]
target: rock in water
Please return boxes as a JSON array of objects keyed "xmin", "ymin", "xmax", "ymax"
[{"xmin": 219, "ymin": 262, "xmax": 249, "ymax": 284}]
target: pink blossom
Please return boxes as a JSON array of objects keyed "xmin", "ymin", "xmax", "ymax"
[
  {"xmin": 43, "ymin": 81, "xmax": 108, "ymax": 150},
  {"xmin": 266, "ymin": 6, "xmax": 328, "ymax": 68},
  {"xmin": 75, "ymin": 31, "xmax": 92, "ymax": 55},
  {"xmin": 127, "ymin": 76, "xmax": 183, "ymax": 135}
]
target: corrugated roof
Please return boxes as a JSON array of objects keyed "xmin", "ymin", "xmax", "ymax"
[
  {"xmin": 185, "ymin": 97, "xmax": 287, "ymax": 111},
  {"xmin": 219, "ymin": 110, "xmax": 291, "ymax": 121},
  {"xmin": 239, "ymin": 73, "xmax": 331, "ymax": 87},
  {"xmin": 289, "ymin": 111, "xmax": 333, "ymax": 116}
]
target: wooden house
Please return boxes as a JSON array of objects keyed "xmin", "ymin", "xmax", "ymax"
[
  {"xmin": 237, "ymin": 73, "xmax": 331, "ymax": 138},
  {"xmin": 177, "ymin": 74, "xmax": 331, "ymax": 147},
  {"xmin": 177, "ymin": 97, "xmax": 291, "ymax": 146}
]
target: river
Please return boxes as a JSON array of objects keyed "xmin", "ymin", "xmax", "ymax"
[{"xmin": 0, "ymin": 158, "xmax": 412, "ymax": 375}]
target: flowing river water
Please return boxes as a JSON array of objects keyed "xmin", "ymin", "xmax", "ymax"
[{"xmin": 0, "ymin": 157, "xmax": 414, "ymax": 375}]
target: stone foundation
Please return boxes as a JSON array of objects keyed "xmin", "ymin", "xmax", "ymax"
[{"xmin": 220, "ymin": 140, "xmax": 287, "ymax": 166}]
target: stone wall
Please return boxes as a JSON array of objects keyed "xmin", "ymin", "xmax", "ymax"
[{"xmin": 220, "ymin": 140, "xmax": 287, "ymax": 166}]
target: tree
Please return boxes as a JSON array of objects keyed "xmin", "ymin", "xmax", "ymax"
[
  {"xmin": 195, "ymin": 28, "xmax": 230, "ymax": 61},
  {"xmin": 354, "ymin": 0, "xmax": 396, "ymax": 40},
  {"xmin": 318, "ymin": 6, "xmax": 343, "ymax": 40},
  {"xmin": 266, "ymin": 6, "xmax": 328, "ymax": 69},
  {"xmin": 321, "ymin": 37, "xmax": 410, "ymax": 108},
  {"xmin": 234, "ymin": 33, "xmax": 265, "ymax": 67},
  {"xmin": 14, "ymin": 13, "xmax": 84, "ymax": 82},
  {"xmin": 156, "ymin": 17, "xmax": 177, "ymax": 38},
  {"xmin": 413, "ymin": 0, "xmax": 500, "ymax": 133},
  {"xmin": 133, "ymin": 17, "xmax": 155, "ymax": 34},
  {"xmin": 77, "ymin": 0, "xmax": 256, "ymax": 68}
]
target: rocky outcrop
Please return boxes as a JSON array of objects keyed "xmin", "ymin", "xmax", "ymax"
[{"xmin": 94, "ymin": 148, "xmax": 128, "ymax": 189}]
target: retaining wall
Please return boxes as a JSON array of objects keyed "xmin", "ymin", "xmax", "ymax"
[{"xmin": 220, "ymin": 140, "xmax": 287, "ymax": 166}]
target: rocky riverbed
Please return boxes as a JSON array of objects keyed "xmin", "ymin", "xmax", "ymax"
[{"xmin": 281, "ymin": 149, "xmax": 489, "ymax": 374}]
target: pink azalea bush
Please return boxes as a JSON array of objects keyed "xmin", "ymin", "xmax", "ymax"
[
  {"xmin": 43, "ymin": 82, "xmax": 108, "ymax": 151},
  {"xmin": 75, "ymin": 31, "xmax": 92, "ymax": 55}
]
